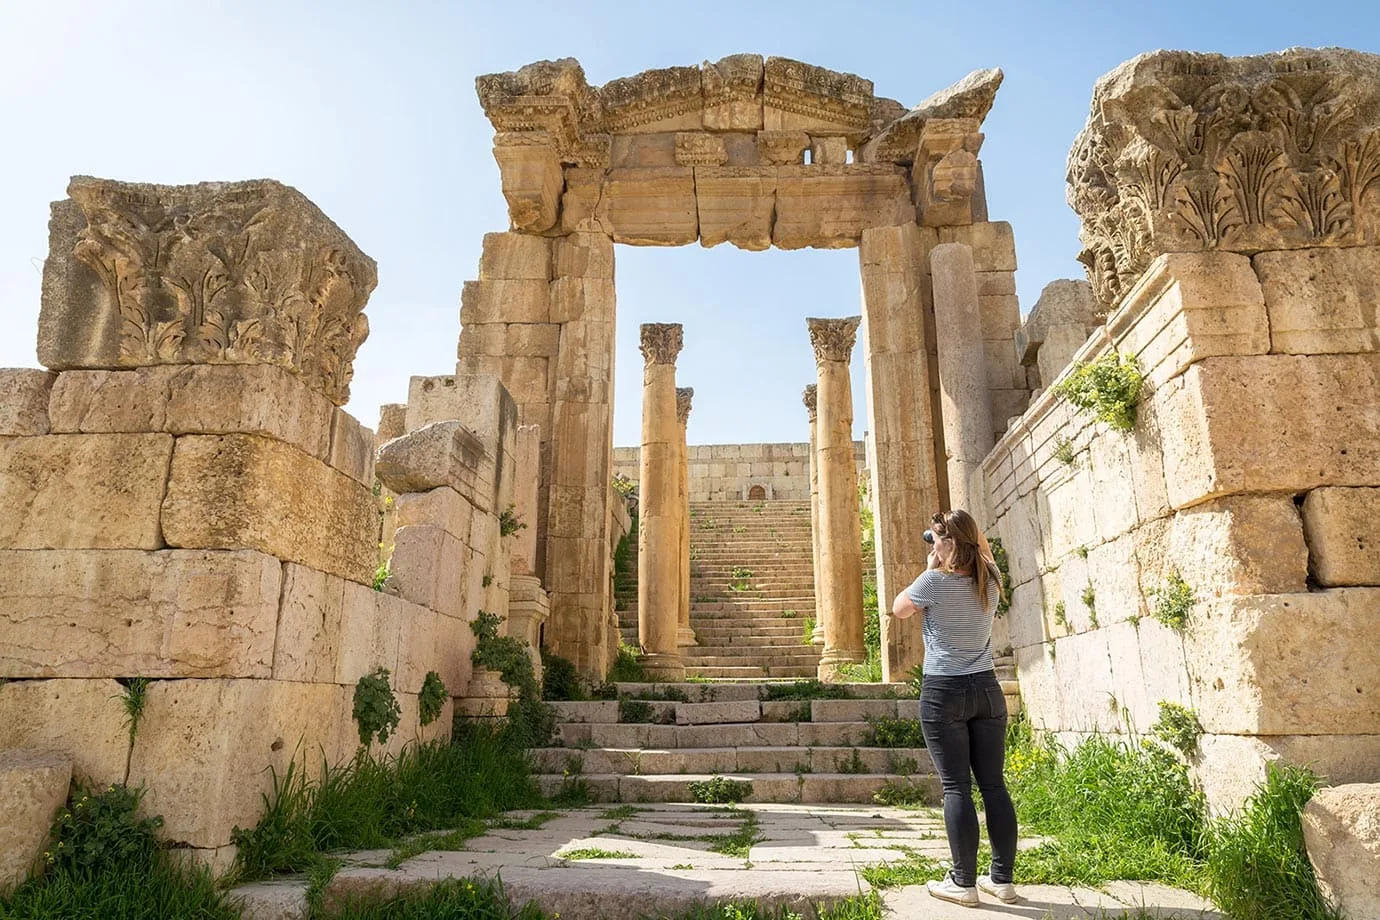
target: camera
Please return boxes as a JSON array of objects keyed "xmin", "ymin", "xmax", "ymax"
[{"xmin": 923, "ymin": 529, "xmax": 935, "ymax": 545}]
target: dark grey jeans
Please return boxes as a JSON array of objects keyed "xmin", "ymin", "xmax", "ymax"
[{"xmin": 920, "ymin": 669, "xmax": 1018, "ymax": 886}]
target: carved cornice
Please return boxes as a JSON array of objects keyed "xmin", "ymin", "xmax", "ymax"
[
  {"xmin": 806, "ymin": 316, "xmax": 861, "ymax": 365},
  {"xmin": 64, "ymin": 176, "xmax": 377, "ymax": 406},
  {"xmin": 764, "ymin": 57, "xmax": 872, "ymax": 135},
  {"xmin": 675, "ymin": 132, "xmax": 727, "ymax": 166},
  {"xmin": 640, "ymin": 323, "xmax": 684, "ymax": 366},
  {"xmin": 1068, "ymin": 47, "xmax": 1380, "ymax": 309},
  {"xmin": 676, "ymin": 387, "xmax": 694, "ymax": 424},
  {"xmin": 864, "ymin": 69, "xmax": 1003, "ymax": 166},
  {"xmin": 802, "ymin": 384, "xmax": 818, "ymax": 420},
  {"xmin": 597, "ymin": 66, "xmax": 703, "ymax": 133},
  {"xmin": 702, "ymin": 54, "xmax": 763, "ymax": 108}
]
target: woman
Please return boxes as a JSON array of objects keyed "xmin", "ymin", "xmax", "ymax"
[{"xmin": 890, "ymin": 509, "xmax": 1018, "ymax": 907}]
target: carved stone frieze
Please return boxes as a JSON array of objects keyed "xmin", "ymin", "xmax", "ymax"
[
  {"xmin": 41, "ymin": 177, "xmax": 376, "ymax": 406},
  {"xmin": 640, "ymin": 323, "xmax": 684, "ymax": 366},
  {"xmin": 763, "ymin": 57, "xmax": 873, "ymax": 136},
  {"xmin": 676, "ymin": 387, "xmax": 694, "ymax": 424},
  {"xmin": 597, "ymin": 66, "xmax": 703, "ymax": 134},
  {"xmin": 913, "ymin": 118, "xmax": 986, "ymax": 226},
  {"xmin": 675, "ymin": 132, "xmax": 728, "ymax": 167},
  {"xmin": 806, "ymin": 316, "xmax": 862, "ymax": 365},
  {"xmin": 1068, "ymin": 48, "xmax": 1380, "ymax": 309},
  {"xmin": 757, "ymin": 131, "xmax": 810, "ymax": 166},
  {"xmin": 802, "ymin": 383, "xmax": 818, "ymax": 420},
  {"xmin": 864, "ymin": 68, "xmax": 1003, "ymax": 166},
  {"xmin": 703, "ymin": 54, "xmax": 764, "ymax": 131}
]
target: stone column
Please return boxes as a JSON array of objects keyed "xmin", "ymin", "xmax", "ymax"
[
  {"xmin": 637, "ymin": 323, "xmax": 685, "ymax": 680},
  {"xmin": 676, "ymin": 387, "xmax": 697, "ymax": 647},
  {"xmin": 931, "ymin": 242, "xmax": 994, "ymax": 513},
  {"xmin": 809, "ymin": 317, "xmax": 866, "ymax": 678},
  {"xmin": 804, "ymin": 385, "xmax": 825, "ymax": 647}
]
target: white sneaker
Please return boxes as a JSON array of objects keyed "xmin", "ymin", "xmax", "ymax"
[
  {"xmin": 977, "ymin": 874, "xmax": 1018, "ymax": 903},
  {"xmin": 927, "ymin": 875, "xmax": 979, "ymax": 907}
]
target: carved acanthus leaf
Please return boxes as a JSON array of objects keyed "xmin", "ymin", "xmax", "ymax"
[
  {"xmin": 676, "ymin": 387, "xmax": 694, "ymax": 424},
  {"xmin": 806, "ymin": 316, "xmax": 861, "ymax": 365},
  {"xmin": 640, "ymin": 323, "xmax": 684, "ymax": 366},
  {"xmin": 802, "ymin": 384, "xmax": 818, "ymax": 420}
]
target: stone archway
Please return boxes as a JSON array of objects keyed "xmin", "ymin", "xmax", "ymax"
[
  {"xmin": 455, "ymin": 55, "xmax": 1028, "ymax": 678},
  {"xmin": 747, "ymin": 484, "xmax": 767, "ymax": 501}
]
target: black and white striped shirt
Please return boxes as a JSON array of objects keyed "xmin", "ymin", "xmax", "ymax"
[{"xmin": 905, "ymin": 570, "xmax": 997, "ymax": 676}]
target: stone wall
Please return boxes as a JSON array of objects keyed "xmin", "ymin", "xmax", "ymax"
[
  {"xmin": 612, "ymin": 442, "xmax": 866, "ymax": 503},
  {"xmin": 0, "ymin": 178, "xmax": 524, "ymax": 871},
  {"xmin": 986, "ymin": 47, "xmax": 1380, "ymax": 813}
]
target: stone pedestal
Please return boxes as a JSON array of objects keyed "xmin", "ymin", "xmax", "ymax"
[
  {"xmin": 507, "ymin": 574, "xmax": 550, "ymax": 681},
  {"xmin": 676, "ymin": 388, "xmax": 697, "ymax": 648},
  {"xmin": 637, "ymin": 324, "xmax": 685, "ymax": 680},
  {"xmin": 809, "ymin": 317, "xmax": 866, "ymax": 678},
  {"xmin": 931, "ymin": 242, "xmax": 994, "ymax": 512},
  {"xmin": 804, "ymin": 385, "xmax": 825, "ymax": 647}
]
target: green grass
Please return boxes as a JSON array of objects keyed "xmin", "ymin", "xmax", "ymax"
[
  {"xmin": 316, "ymin": 876, "xmax": 545, "ymax": 920},
  {"xmin": 560, "ymin": 847, "xmax": 639, "ymax": 860},
  {"xmin": 0, "ymin": 857, "xmax": 238, "ymax": 920},
  {"xmin": 859, "ymin": 848, "xmax": 947, "ymax": 888},
  {"xmin": 759, "ymin": 680, "xmax": 850, "ymax": 701},
  {"xmin": 489, "ymin": 811, "xmax": 562, "ymax": 831},
  {"xmin": 598, "ymin": 805, "xmax": 646, "ymax": 821},
  {"xmin": 709, "ymin": 810, "xmax": 763, "ymax": 858},
  {"xmin": 385, "ymin": 822, "xmax": 484, "ymax": 868}
]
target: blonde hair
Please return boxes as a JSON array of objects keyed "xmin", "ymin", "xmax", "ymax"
[{"xmin": 931, "ymin": 509, "xmax": 1004, "ymax": 612}]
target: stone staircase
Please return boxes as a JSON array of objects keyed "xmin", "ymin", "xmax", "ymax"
[{"xmin": 618, "ymin": 499, "xmax": 823, "ymax": 679}]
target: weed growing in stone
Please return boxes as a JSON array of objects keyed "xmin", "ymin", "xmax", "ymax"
[
  {"xmin": 688, "ymin": 776, "xmax": 754, "ymax": 804},
  {"xmin": 1055, "ymin": 351, "xmax": 1143, "ymax": 432},
  {"xmin": 472, "ymin": 611, "xmax": 555, "ymax": 747},
  {"xmin": 116, "ymin": 676, "xmax": 152, "ymax": 781},
  {"xmin": 1053, "ymin": 600, "xmax": 1069, "ymax": 629},
  {"xmin": 606, "ymin": 642, "xmax": 647, "ymax": 683},
  {"xmin": 759, "ymin": 680, "xmax": 850, "ymax": 701},
  {"xmin": 709, "ymin": 809, "xmax": 763, "ymax": 857},
  {"xmin": 801, "ymin": 616, "xmax": 816, "ymax": 644},
  {"xmin": 385, "ymin": 821, "xmax": 484, "ymax": 868},
  {"xmin": 561, "ymin": 847, "xmax": 639, "ymax": 860},
  {"xmin": 859, "ymin": 847, "xmax": 947, "ymax": 887},
  {"xmin": 864, "ymin": 717, "xmax": 926, "ymax": 748},
  {"xmin": 988, "ymin": 537, "xmax": 1014, "ymax": 617},
  {"xmin": 303, "ymin": 876, "xmax": 546, "ymax": 920},
  {"xmin": 728, "ymin": 566, "xmax": 754, "ymax": 591},
  {"xmin": 490, "ymin": 810, "xmax": 561, "ymax": 831},
  {"xmin": 498, "ymin": 505, "xmax": 527, "ymax": 537},
  {"xmin": 1054, "ymin": 436, "xmax": 1077, "ymax": 465},
  {"xmin": 353, "ymin": 667, "xmax": 402, "ymax": 747},
  {"xmin": 617, "ymin": 698, "xmax": 659, "ymax": 723},
  {"xmin": 1151, "ymin": 570, "xmax": 1195, "ymax": 630},
  {"xmin": 418, "ymin": 670, "xmax": 448, "ymax": 727},
  {"xmin": 836, "ymin": 748, "xmax": 868, "ymax": 774},
  {"xmin": 1152, "ymin": 701, "xmax": 1204, "ymax": 756}
]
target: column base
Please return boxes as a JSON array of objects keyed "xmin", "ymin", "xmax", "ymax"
[
  {"xmin": 640, "ymin": 652, "xmax": 685, "ymax": 682},
  {"xmin": 810, "ymin": 625, "xmax": 825, "ymax": 647},
  {"xmin": 676, "ymin": 626, "xmax": 698, "ymax": 647},
  {"xmin": 817, "ymin": 649, "xmax": 867, "ymax": 681}
]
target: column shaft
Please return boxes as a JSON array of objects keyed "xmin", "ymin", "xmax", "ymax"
[
  {"xmin": 676, "ymin": 388, "xmax": 696, "ymax": 647},
  {"xmin": 931, "ymin": 243, "xmax": 995, "ymax": 512},
  {"xmin": 637, "ymin": 324, "xmax": 684, "ymax": 680},
  {"xmin": 804, "ymin": 386, "xmax": 825, "ymax": 647}
]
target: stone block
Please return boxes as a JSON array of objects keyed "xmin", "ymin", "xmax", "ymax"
[
  {"xmin": 460, "ymin": 279, "xmax": 550, "ymax": 325},
  {"xmin": 811, "ymin": 699, "xmax": 897, "ymax": 722},
  {"xmin": 674, "ymin": 700, "xmax": 761, "ymax": 725},
  {"xmin": 376, "ymin": 403, "xmax": 407, "ymax": 443},
  {"xmin": 128, "ymin": 679, "xmax": 345, "ymax": 848},
  {"xmin": 976, "ymin": 272, "xmax": 1017, "ymax": 297},
  {"xmin": 0, "ymin": 750, "xmax": 72, "ymax": 891},
  {"xmin": 388, "ymin": 524, "xmax": 466, "ymax": 618},
  {"xmin": 939, "ymin": 222, "xmax": 1016, "ymax": 271},
  {"xmin": 0, "ymin": 432, "xmax": 172, "ymax": 550},
  {"xmin": 979, "ymin": 293, "xmax": 1022, "ymax": 341},
  {"xmin": 1304, "ymin": 783, "xmax": 1380, "ymax": 920},
  {"xmin": 48, "ymin": 365, "xmax": 334, "ymax": 460},
  {"xmin": 1255, "ymin": 247, "xmax": 1380, "ymax": 355},
  {"xmin": 810, "ymin": 135, "xmax": 848, "ymax": 165},
  {"xmin": 549, "ymin": 701, "xmax": 619, "ymax": 723},
  {"xmin": 1052, "ymin": 630, "xmax": 1119, "ymax": 733},
  {"xmin": 162, "ymin": 434, "xmax": 378, "ymax": 584},
  {"xmin": 1157, "ymin": 354, "xmax": 1380, "ymax": 508},
  {"xmin": 0, "ymin": 679, "xmax": 129, "ymax": 785},
  {"xmin": 550, "ymin": 279, "xmax": 615, "ymax": 324},
  {"xmin": 553, "ymin": 232, "xmax": 615, "ymax": 280},
  {"xmin": 375, "ymin": 420, "xmax": 489, "ymax": 506},
  {"xmin": 558, "ymin": 168, "xmax": 604, "ymax": 234},
  {"xmin": 273, "ymin": 564, "xmax": 347, "ymax": 684},
  {"xmin": 610, "ymin": 133, "xmax": 677, "ymax": 168},
  {"xmin": 1014, "ymin": 643, "xmax": 1060, "ymax": 731},
  {"xmin": 394, "ymin": 487, "xmax": 474, "ymax": 543},
  {"xmin": 773, "ymin": 165, "xmax": 913, "ymax": 249},
  {"xmin": 478, "ymin": 232, "xmax": 551, "ymax": 281},
  {"xmin": 1302, "ymin": 487, "xmax": 1380, "ymax": 587},
  {"xmin": 1196, "ymin": 733, "xmax": 1380, "ymax": 816},
  {"xmin": 595, "ymin": 168, "xmax": 698, "ymax": 245},
  {"xmin": 1185, "ymin": 588, "xmax": 1380, "ymax": 735},
  {"xmin": 39, "ymin": 179, "xmax": 376, "ymax": 407},
  {"xmin": 0, "ymin": 369, "xmax": 55, "ymax": 435},
  {"xmin": 1, "ymin": 548, "xmax": 280, "ymax": 679},
  {"xmin": 328, "ymin": 408, "xmax": 374, "ymax": 486},
  {"xmin": 493, "ymin": 142, "xmax": 561, "ymax": 233},
  {"xmin": 695, "ymin": 167, "xmax": 775, "ymax": 250}
]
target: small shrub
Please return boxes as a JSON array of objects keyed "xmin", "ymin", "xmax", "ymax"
[
  {"xmin": 988, "ymin": 538, "xmax": 1013, "ymax": 618},
  {"xmin": 688, "ymin": 776, "xmax": 753, "ymax": 804},
  {"xmin": 1052, "ymin": 601, "xmax": 1069, "ymax": 629},
  {"xmin": 1151, "ymin": 570, "xmax": 1195, "ymax": 630},
  {"xmin": 1054, "ymin": 437, "xmax": 1076, "ymax": 465},
  {"xmin": 618, "ymin": 699, "xmax": 657, "ymax": 723},
  {"xmin": 353, "ymin": 667, "xmax": 402, "ymax": 747},
  {"xmin": 498, "ymin": 506, "xmax": 527, "ymax": 537},
  {"xmin": 864, "ymin": 717, "xmax": 927, "ymax": 748},
  {"xmin": 541, "ymin": 651, "xmax": 585, "ymax": 701},
  {"xmin": 607, "ymin": 642, "xmax": 646, "ymax": 683},
  {"xmin": 372, "ymin": 554, "xmax": 391, "ymax": 591},
  {"xmin": 760, "ymin": 680, "xmax": 850, "ymax": 702},
  {"xmin": 1152, "ymin": 700, "xmax": 1204, "ymax": 756},
  {"xmin": 418, "ymin": 671, "xmax": 448, "ymax": 727},
  {"xmin": 1055, "ymin": 351, "xmax": 1143, "ymax": 432},
  {"xmin": 872, "ymin": 779, "xmax": 933, "ymax": 807},
  {"xmin": 45, "ymin": 783, "xmax": 163, "ymax": 875},
  {"xmin": 801, "ymin": 617, "xmax": 816, "ymax": 644},
  {"xmin": 729, "ymin": 566, "xmax": 753, "ymax": 591},
  {"xmin": 836, "ymin": 748, "xmax": 868, "ymax": 774}
]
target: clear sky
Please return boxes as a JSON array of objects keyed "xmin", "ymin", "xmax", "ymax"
[{"xmin": 3, "ymin": 1, "xmax": 1377, "ymax": 448}]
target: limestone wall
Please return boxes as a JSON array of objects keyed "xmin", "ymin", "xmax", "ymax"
[
  {"xmin": 0, "ymin": 177, "xmax": 525, "ymax": 870},
  {"xmin": 611, "ymin": 442, "xmax": 866, "ymax": 503}
]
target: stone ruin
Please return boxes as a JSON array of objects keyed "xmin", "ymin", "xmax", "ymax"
[{"xmin": 0, "ymin": 47, "xmax": 1377, "ymax": 914}]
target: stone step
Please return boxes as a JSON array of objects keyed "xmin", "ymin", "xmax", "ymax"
[
  {"xmin": 683, "ymin": 646, "xmax": 817, "ymax": 660},
  {"xmin": 536, "ymin": 772, "xmax": 940, "ymax": 805},
  {"xmin": 602, "ymin": 681, "xmax": 915, "ymax": 700},
  {"xmin": 684, "ymin": 653, "xmax": 821, "ymax": 668},
  {"xmin": 688, "ymin": 664, "xmax": 819, "ymax": 679},
  {"xmin": 533, "ymin": 745, "xmax": 933, "ymax": 776},
  {"xmin": 550, "ymin": 698, "xmax": 919, "ymax": 725}
]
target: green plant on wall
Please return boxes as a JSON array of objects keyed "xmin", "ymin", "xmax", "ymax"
[
  {"xmin": 1152, "ymin": 700, "xmax": 1204, "ymax": 756},
  {"xmin": 116, "ymin": 677, "xmax": 152, "ymax": 783},
  {"xmin": 988, "ymin": 537, "xmax": 1013, "ymax": 617},
  {"xmin": 498, "ymin": 506, "xmax": 527, "ymax": 537},
  {"xmin": 471, "ymin": 610, "xmax": 554, "ymax": 746},
  {"xmin": 1055, "ymin": 352, "xmax": 1143, "ymax": 432},
  {"xmin": 418, "ymin": 671, "xmax": 448, "ymax": 727},
  {"xmin": 353, "ymin": 667, "xmax": 401, "ymax": 747},
  {"xmin": 1151, "ymin": 570, "xmax": 1195, "ymax": 630}
]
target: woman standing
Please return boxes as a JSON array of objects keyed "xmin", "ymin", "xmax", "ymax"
[{"xmin": 889, "ymin": 509, "xmax": 1018, "ymax": 907}]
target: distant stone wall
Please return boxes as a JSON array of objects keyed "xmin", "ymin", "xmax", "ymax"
[{"xmin": 613, "ymin": 441, "xmax": 866, "ymax": 503}]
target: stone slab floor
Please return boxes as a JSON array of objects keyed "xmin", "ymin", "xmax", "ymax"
[{"xmin": 231, "ymin": 803, "xmax": 1221, "ymax": 919}]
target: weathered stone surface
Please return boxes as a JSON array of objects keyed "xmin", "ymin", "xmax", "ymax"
[
  {"xmin": 938, "ymin": 222, "xmax": 1016, "ymax": 272},
  {"xmin": 478, "ymin": 232, "xmax": 551, "ymax": 281},
  {"xmin": 864, "ymin": 68, "xmax": 1004, "ymax": 165},
  {"xmin": 1185, "ymin": 589, "xmax": 1380, "ymax": 735},
  {"xmin": 695, "ymin": 167, "xmax": 775, "ymax": 251},
  {"xmin": 0, "ymin": 369, "xmax": 55, "ymax": 435},
  {"xmin": 703, "ymin": 54, "xmax": 764, "ymax": 131},
  {"xmin": 675, "ymin": 701, "xmax": 762, "ymax": 725},
  {"xmin": 375, "ymin": 421, "xmax": 488, "ymax": 504},
  {"xmin": 553, "ymin": 232, "xmax": 615, "ymax": 280},
  {"xmin": 460, "ymin": 279, "xmax": 550, "ymax": 325},
  {"xmin": 162, "ymin": 434, "xmax": 378, "ymax": 584},
  {"xmin": 388, "ymin": 524, "xmax": 467, "ymax": 619},
  {"xmin": 40, "ymin": 177, "xmax": 375, "ymax": 405},
  {"xmin": 595, "ymin": 168, "xmax": 698, "ymax": 245},
  {"xmin": 1255, "ymin": 247, "xmax": 1380, "ymax": 355},
  {"xmin": 394, "ymin": 487, "xmax": 475, "ymax": 544},
  {"xmin": 762, "ymin": 57, "xmax": 872, "ymax": 136},
  {"xmin": 328, "ymin": 408, "xmax": 374, "ymax": 486},
  {"xmin": 0, "ymin": 433, "xmax": 172, "ymax": 549},
  {"xmin": 0, "ymin": 750, "xmax": 72, "ymax": 891},
  {"xmin": 48, "ymin": 365, "xmax": 334, "ymax": 460},
  {"xmin": 1016, "ymin": 280, "xmax": 1099, "ymax": 372},
  {"xmin": 376, "ymin": 403, "xmax": 407, "ymax": 442},
  {"xmin": 1303, "ymin": 783, "xmax": 1380, "ymax": 920},
  {"xmin": 1197, "ymin": 734, "xmax": 1380, "ymax": 815},
  {"xmin": 1, "ymin": 548, "xmax": 280, "ymax": 679},
  {"xmin": 1157, "ymin": 354, "xmax": 1380, "ymax": 508},
  {"xmin": 128, "ymin": 679, "xmax": 344, "ymax": 848},
  {"xmin": 273, "ymin": 564, "xmax": 346, "ymax": 684},
  {"xmin": 1302, "ymin": 487, "xmax": 1380, "ymax": 587},
  {"xmin": 493, "ymin": 141, "xmax": 562, "ymax": 233},
  {"xmin": 0, "ymin": 679, "xmax": 128, "ymax": 785},
  {"xmin": 1069, "ymin": 48, "xmax": 1380, "ymax": 310},
  {"xmin": 773, "ymin": 166, "xmax": 912, "ymax": 249},
  {"xmin": 1140, "ymin": 496, "xmax": 1310, "ymax": 599}
]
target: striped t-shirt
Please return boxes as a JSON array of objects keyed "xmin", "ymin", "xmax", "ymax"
[{"xmin": 905, "ymin": 569, "xmax": 997, "ymax": 676}]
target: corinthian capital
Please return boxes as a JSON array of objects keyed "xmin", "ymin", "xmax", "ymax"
[
  {"xmin": 806, "ymin": 316, "xmax": 861, "ymax": 365},
  {"xmin": 802, "ymin": 384, "xmax": 818, "ymax": 421},
  {"xmin": 640, "ymin": 323, "xmax": 684, "ymax": 366},
  {"xmin": 676, "ymin": 387, "xmax": 694, "ymax": 425}
]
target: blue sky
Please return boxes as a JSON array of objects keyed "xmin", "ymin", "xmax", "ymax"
[{"xmin": 2, "ymin": 1, "xmax": 1377, "ymax": 447}]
